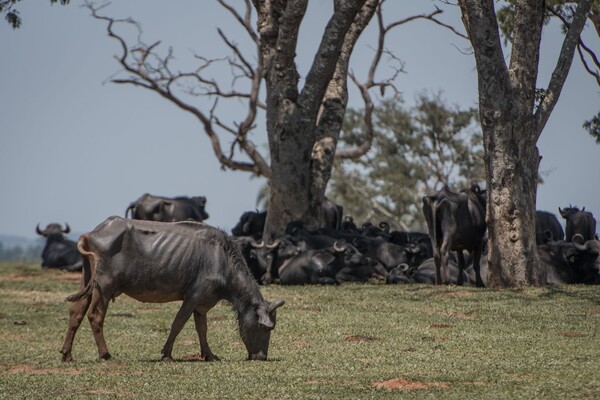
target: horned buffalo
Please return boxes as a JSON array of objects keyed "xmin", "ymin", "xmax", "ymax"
[
  {"xmin": 126, "ymin": 194, "xmax": 209, "ymax": 222},
  {"xmin": 278, "ymin": 241, "xmax": 368, "ymax": 285},
  {"xmin": 540, "ymin": 238, "xmax": 600, "ymax": 285},
  {"xmin": 559, "ymin": 206, "xmax": 597, "ymax": 242},
  {"xmin": 422, "ymin": 185, "xmax": 487, "ymax": 286},
  {"xmin": 36, "ymin": 223, "xmax": 82, "ymax": 272},
  {"xmin": 60, "ymin": 217, "xmax": 284, "ymax": 362}
]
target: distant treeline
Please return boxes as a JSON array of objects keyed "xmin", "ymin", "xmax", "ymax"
[{"xmin": 0, "ymin": 242, "xmax": 42, "ymax": 262}]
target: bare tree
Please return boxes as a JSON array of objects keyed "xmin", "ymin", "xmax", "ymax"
[
  {"xmin": 86, "ymin": 0, "xmax": 462, "ymax": 240},
  {"xmin": 458, "ymin": 0, "xmax": 593, "ymax": 287}
]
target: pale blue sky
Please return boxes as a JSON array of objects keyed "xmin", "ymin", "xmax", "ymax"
[{"xmin": 1, "ymin": 0, "xmax": 598, "ymax": 238}]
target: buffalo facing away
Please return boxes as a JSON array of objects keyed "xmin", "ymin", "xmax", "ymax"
[
  {"xmin": 125, "ymin": 193, "xmax": 209, "ymax": 222},
  {"xmin": 60, "ymin": 216, "xmax": 284, "ymax": 362},
  {"xmin": 422, "ymin": 185, "xmax": 487, "ymax": 286},
  {"xmin": 36, "ymin": 223, "xmax": 82, "ymax": 272}
]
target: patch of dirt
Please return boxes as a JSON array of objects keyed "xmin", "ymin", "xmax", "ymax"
[
  {"xmin": 403, "ymin": 347, "xmax": 417, "ymax": 352},
  {"xmin": 345, "ymin": 335, "xmax": 382, "ymax": 342},
  {"xmin": 7, "ymin": 365, "xmax": 82, "ymax": 375},
  {"xmin": 180, "ymin": 354, "xmax": 203, "ymax": 361},
  {"xmin": 292, "ymin": 339, "xmax": 310, "ymax": 348},
  {"xmin": 53, "ymin": 272, "xmax": 82, "ymax": 282},
  {"xmin": 373, "ymin": 378, "xmax": 449, "ymax": 390},
  {"xmin": 583, "ymin": 310, "xmax": 600, "ymax": 315},
  {"xmin": 561, "ymin": 332, "xmax": 588, "ymax": 337},
  {"xmin": 0, "ymin": 289, "xmax": 71, "ymax": 304}
]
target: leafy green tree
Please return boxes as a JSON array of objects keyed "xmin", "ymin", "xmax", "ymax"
[
  {"xmin": 1, "ymin": 0, "xmax": 69, "ymax": 29},
  {"xmin": 328, "ymin": 94, "xmax": 484, "ymax": 231}
]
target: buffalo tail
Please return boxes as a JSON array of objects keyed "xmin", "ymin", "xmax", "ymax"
[{"xmin": 65, "ymin": 234, "xmax": 97, "ymax": 302}]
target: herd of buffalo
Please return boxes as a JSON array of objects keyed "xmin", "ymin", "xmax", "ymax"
[
  {"xmin": 37, "ymin": 188, "xmax": 599, "ymax": 287},
  {"xmin": 32, "ymin": 188, "xmax": 599, "ymax": 361}
]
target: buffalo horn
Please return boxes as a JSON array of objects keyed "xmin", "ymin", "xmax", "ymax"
[
  {"xmin": 333, "ymin": 241, "xmax": 346, "ymax": 253},
  {"xmin": 268, "ymin": 298, "xmax": 285, "ymax": 312},
  {"xmin": 266, "ymin": 239, "xmax": 280, "ymax": 249},
  {"xmin": 572, "ymin": 234, "xmax": 585, "ymax": 245},
  {"xmin": 35, "ymin": 224, "xmax": 45, "ymax": 236},
  {"xmin": 398, "ymin": 263, "xmax": 410, "ymax": 273},
  {"xmin": 63, "ymin": 223, "xmax": 71, "ymax": 234},
  {"xmin": 250, "ymin": 239, "xmax": 265, "ymax": 249}
]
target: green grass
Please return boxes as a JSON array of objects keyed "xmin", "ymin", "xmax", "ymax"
[{"xmin": 1, "ymin": 261, "xmax": 599, "ymax": 399}]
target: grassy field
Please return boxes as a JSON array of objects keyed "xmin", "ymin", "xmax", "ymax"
[{"xmin": 1, "ymin": 261, "xmax": 599, "ymax": 399}]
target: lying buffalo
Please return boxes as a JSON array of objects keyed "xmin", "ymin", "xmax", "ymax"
[
  {"xmin": 60, "ymin": 216, "xmax": 284, "ymax": 362},
  {"xmin": 36, "ymin": 223, "xmax": 82, "ymax": 272}
]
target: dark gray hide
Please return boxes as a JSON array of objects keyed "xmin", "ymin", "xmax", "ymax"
[
  {"xmin": 422, "ymin": 185, "xmax": 487, "ymax": 286},
  {"xmin": 231, "ymin": 211, "xmax": 267, "ymax": 238},
  {"xmin": 535, "ymin": 211, "xmax": 565, "ymax": 244},
  {"xmin": 59, "ymin": 217, "xmax": 284, "ymax": 362},
  {"xmin": 126, "ymin": 194, "xmax": 209, "ymax": 222},
  {"xmin": 539, "ymin": 239, "xmax": 600, "ymax": 284},
  {"xmin": 36, "ymin": 223, "xmax": 82, "ymax": 272},
  {"xmin": 278, "ymin": 242, "xmax": 365, "ymax": 285},
  {"xmin": 559, "ymin": 207, "xmax": 597, "ymax": 242}
]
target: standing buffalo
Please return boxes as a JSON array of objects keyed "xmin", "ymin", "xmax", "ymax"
[
  {"xmin": 422, "ymin": 185, "xmax": 487, "ymax": 286},
  {"xmin": 559, "ymin": 206, "xmax": 597, "ymax": 242},
  {"xmin": 125, "ymin": 194, "xmax": 209, "ymax": 222},
  {"xmin": 36, "ymin": 223, "xmax": 82, "ymax": 272},
  {"xmin": 60, "ymin": 216, "xmax": 284, "ymax": 362}
]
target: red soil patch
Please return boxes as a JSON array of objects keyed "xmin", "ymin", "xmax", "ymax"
[
  {"xmin": 54, "ymin": 272, "xmax": 82, "ymax": 282},
  {"xmin": 561, "ymin": 332, "xmax": 589, "ymax": 337},
  {"xmin": 293, "ymin": 339, "xmax": 310, "ymax": 348},
  {"xmin": 583, "ymin": 310, "xmax": 600, "ymax": 315},
  {"xmin": 345, "ymin": 335, "xmax": 382, "ymax": 342},
  {"xmin": 373, "ymin": 378, "xmax": 449, "ymax": 390}
]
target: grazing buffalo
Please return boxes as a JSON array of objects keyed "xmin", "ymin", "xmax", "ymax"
[
  {"xmin": 125, "ymin": 194, "xmax": 209, "ymax": 222},
  {"xmin": 36, "ymin": 223, "xmax": 82, "ymax": 272},
  {"xmin": 559, "ymin": 206, "xmax": 597, "ymax": 242},
  {"xmin": 535, "ymin": 211, "xmax": 565, "ymax": 244},
  {"xmin": 422, "ymin": 185, "xmax": 487, "ymax": 286},
  {"xmin": 60, "ymin": 217, "xmax": 284, "ymax": 362}
]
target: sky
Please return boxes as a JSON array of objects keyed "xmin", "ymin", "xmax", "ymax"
[{"xmin": 1, "ymin": 0, "xmax": 598, "ymax": 239}]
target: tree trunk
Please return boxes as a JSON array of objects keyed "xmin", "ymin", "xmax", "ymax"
[
  {"xmin": 459, "ymin": 0, "xmax": 592, "ymax": 287},
  {"xmin": 484, "ymin": 111, "xmax": 544, "ymax": 286},
  {"xmin": 254, "ymin": 0, "xmax": 372, "ymax": 240}
]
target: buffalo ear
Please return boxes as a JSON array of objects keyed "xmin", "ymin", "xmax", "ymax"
[
  {"xmin": 257, "ymin": 306, "xmax": 274, "ymax": 330},
  {"xmin": 268, "ymin": 299, "xmax": 285, "ymax": 313}
]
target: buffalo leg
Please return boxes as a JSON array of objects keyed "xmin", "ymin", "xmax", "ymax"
[
  {"xmin": 456, "ymin": 251, "xmax": 466, "ymax": 286},
  {"xmin": 440, "ymin": 239, "xmax": 451, "ymax": 285},
  {"xmin": 60, "ymin": 295, "xmax": 92, "ymax": 362},
  {"xmin": 472, "ymin": 248, "xmax": 484, "ymax": 287},
  {"xmin": 87, "ymin": 285, "xmax": 113, "ymax": 360},
  {"xmin": 193, "ymin": 311, "xmax": 220, "ymax": 361},
  {"xmin": 161, "ymin": 300, "xmax": 197, "ymax": 361}
]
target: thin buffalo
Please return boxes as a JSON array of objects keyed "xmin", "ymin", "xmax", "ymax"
[
  {"xmin": 36, "ymin": 223, "xmax": 82, "ymax": 272},
  {"xmin": 60, "ymin": 217, "xmax": 284, "ymax": 362},
  {"xmin": 126, "ymin": 193, "xmax": 209, "ymax": 222}
]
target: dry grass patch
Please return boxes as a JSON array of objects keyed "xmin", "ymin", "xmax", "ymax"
[{"xmin": 373, "ymin": 377, "xmax": 450, "ymax": 390}]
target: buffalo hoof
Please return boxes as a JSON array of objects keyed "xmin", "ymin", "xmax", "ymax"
[
  {"xmin": 100, "ymin": 352, "xmax": 112, "ymax": 361},
  {"xmin": 61, "ymin": 352, "xmax": 73, "ymax": 362},
  {"xmin": 161, "ymin": 356, "xmax": 175, "ymax": 363},
  {"xmin": 201, "ymin": 353, "xmax": 220, "ymax": 362}
]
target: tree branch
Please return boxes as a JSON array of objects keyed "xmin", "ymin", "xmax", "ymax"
[{"xmin": 535, "ymin": 0, "xmax": 594, "ymax": 139}]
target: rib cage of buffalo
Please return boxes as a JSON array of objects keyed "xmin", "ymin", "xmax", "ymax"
[
  {"xmin": 36, "ymin": 223, "xmax": 83, "ymax": 272},
  {"xmin": 125, "ymin": 193, "xmax": 209, "ymax": 222}
]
